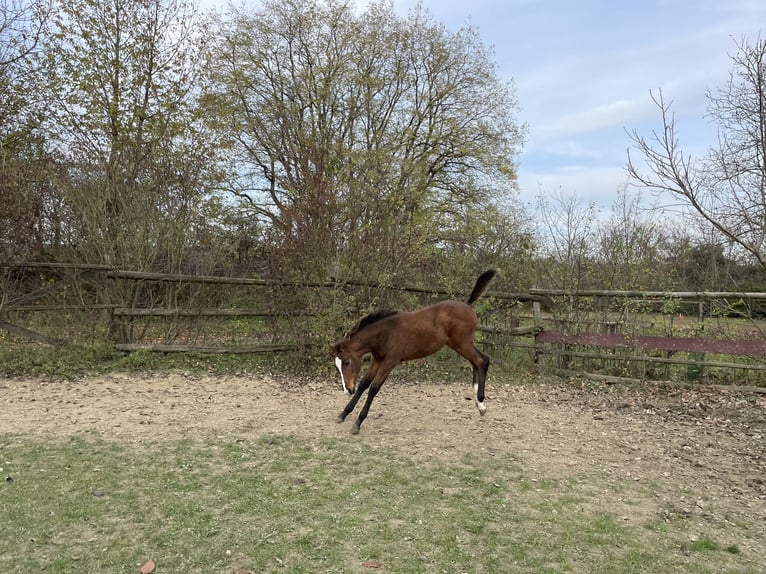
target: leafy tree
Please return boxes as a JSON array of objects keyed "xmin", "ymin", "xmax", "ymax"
[
  {"xmin": 204, "ymin": 0, "xmax": 526, "ymax": 284},
  {"xmin": 0, "ymin": 0, "xmax": 55, "ymax": 262},
  {"xmin": 628, "ymin": 36, "xmax": 766, "ymax": 273},
  {"xmin": 37, "ymin": 0, "xmax": 223, "ymax": 341},
  {"xmin": 43, "ymin": 0, "xmax": 216, "ymax": 273},
  {"xmin": 436, "ymin": 200, "xmax": 534, "ymax": 290}
]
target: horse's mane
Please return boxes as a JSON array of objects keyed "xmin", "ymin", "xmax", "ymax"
[{"xmin": 347, "ymin": 309, "xmax": 399, "ymax": 338}]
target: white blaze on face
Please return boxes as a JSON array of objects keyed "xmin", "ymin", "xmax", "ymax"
[{"xmin": 335, "ymin": 356, "xmax": 349, "ymax": 394}]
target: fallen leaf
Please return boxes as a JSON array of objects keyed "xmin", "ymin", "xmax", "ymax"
[
  {"xmin": 140, "ymin": 559, "xmax": 156, "ymax": 574},
  {"xmin": 362, "ymin": 559, "xmax": 383, "ymax": 568}
]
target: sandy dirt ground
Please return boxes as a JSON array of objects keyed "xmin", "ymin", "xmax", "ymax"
[{"xmin": 1, "ymin": 371, "xmax": 764, "ymax": 562}]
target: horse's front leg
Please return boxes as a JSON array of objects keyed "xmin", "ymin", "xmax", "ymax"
[
  {"xmin": 350, "ymin": 381, "xmax": 382, "ymax": 434},
  {"xmin": 351, "ymin": 365, "xmax": 394, "ymax": 434},
  {"xmin": 337, "ymin": 376, "xmax": 372, "ymax": 423}
]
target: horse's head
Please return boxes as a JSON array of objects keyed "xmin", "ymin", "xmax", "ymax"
[{"xmin": 333, "ymin": 341, "xmax": 361, "ymax": 395}]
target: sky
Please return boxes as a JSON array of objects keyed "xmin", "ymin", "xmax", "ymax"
[{"xmin": 201, "ymin": 0, "xmax": 766, "ymax": 211}]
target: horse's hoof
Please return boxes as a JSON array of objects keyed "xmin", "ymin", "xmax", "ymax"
[
  {"xmin": 350, "ymin": 425, "xmax": 360, "ymax": 435},
  {"xmin": 477, "ymin": 402, "xmax": 487, "ymax": 416},
  {"xmin": 337, "ymin": 415, "xmax": 346, "ymax": 423}
]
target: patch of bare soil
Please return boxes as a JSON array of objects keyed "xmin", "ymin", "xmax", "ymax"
[{"xmin": 1, "ymin": 372, "xmax": 764, "ymax": 562}]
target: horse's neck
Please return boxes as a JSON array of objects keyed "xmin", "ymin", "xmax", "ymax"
[{"xmin": 349, "ymin": 329, "xmax": 378, "ymax": 355}]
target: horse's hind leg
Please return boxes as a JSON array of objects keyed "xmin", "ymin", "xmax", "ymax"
[
  {"xmin": 453, "ymin": 343, "xmax": 490, "ymax": 415},
  {"xmin": 472, "ymin": 349, "xmax": 490, "ymax": 415}
]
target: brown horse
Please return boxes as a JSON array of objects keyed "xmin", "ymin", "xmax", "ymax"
[{"xmin": 333, "ymin": 270, "xmax": 496, "ymax": 434}]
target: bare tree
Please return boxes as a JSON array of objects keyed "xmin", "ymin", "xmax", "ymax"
[
  {"xmin": 534, "ymin": 188, "xmax": 600, "ymax": 292},
  {"xmin": 627, "ymin": 36, "xmax": 766, "ymax": 271},
  {"xmin": 596, "ymin": 185, "xmax": 668, "ymax": 290},
  {"xmin": 0, "ymin": 0, "xmax": 52, "ymax": 66}
]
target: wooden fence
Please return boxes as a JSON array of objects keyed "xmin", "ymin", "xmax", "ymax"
[
  {"xmin": 2, "ymin": 262, "xmax": 765, "ymax": 387},
  {"xmin": 0, "ymin": 262, "xmax": 544, "ymax": 353},
  {"xmin": 528, "ymin": 288, "xmax": 766, "ymax": 387}
]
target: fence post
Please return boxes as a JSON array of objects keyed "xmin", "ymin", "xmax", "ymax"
[{"xmin": 532, "ymin": 301, "xmax": 541, "ymax": 364}]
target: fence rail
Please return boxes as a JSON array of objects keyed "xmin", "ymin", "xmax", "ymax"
[
  {"xmin": 535, "ymin": 331, "xmax": 766, "ymax": 356},
  {"xmin": 530, "ymin": 288, "xmax": 766, "ymax": 299}
]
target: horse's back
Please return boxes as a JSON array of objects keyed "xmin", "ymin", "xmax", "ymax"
[
  {"xmin": 411, "ymin": 300, "xmax": 478, "ymax": 336},
  {"xmin": 433, "ymin": 299, "xmax": 477, "ymax": 316},
  {"xmin": 376, "ymin": 301, "xmax": 468, "ymax": 360},
  {"xmin": 439, "ymin": 300, "xmax": 478, "ymax": 331}
]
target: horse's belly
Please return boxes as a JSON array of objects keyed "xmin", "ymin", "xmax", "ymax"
[{"xmin": 401, "ymin": 336, "xmax": 445, "ymax": 361}]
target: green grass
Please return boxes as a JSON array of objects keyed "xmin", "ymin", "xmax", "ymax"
[{"xmin": 0, "ymin": 434, "xmax": 757, "ymax": 574}]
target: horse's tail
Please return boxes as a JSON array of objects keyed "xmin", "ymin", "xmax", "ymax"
[{"xmin": 467, "ymin": 269, "xmax": 497, "ymax": 305}]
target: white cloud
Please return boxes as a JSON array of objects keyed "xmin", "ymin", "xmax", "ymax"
[
  {"xmin": 518, "ymin": 165, "xmax": 629, "ymax": 208},
  {"xmin": 530, "ymin": 97, "xmax": 651, "ymax": 147}
]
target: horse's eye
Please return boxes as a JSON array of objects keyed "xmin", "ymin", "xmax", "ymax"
[{"xmin": 343, "ymin": 360, "xmax": 350, "ymax": 366}]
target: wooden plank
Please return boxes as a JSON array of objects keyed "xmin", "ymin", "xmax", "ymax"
[
  {"xmin": 112, "ymin": 308, "xmax": 304, "ymax": 317},
  {"xmin": 552, "ymin": 368, "xmax": 766, "ymax": 394},
  {"xmin": 530, "ymin": 288, "xmax": 766, "ymax": 300},
  {"xmin": 478, "ymin": 324, "xmax": 542, "ymax": 336},
  {"xmin": 0, "ymin": 320, "xmax": 66, "ymax": 346},
  {"xmin": 6, "ymin": 277, "xmax": 73, "ymax": 307},
  {"xmin": 535, "ymin": 330, "xmax": 766, "ymax": 357},
  {"xmin": 5, "ymin": 304, "xmax": 116, "ymax": 312},
  {"xmin": 107, "ymin": 270, "xmax": 272, "ymax": 285},
  {"xmin": 534, "ymin": 345, "xmax": 766, "ymax": 370},
  {"xmin": 1, "ymin": 262, "xmax": 111, "ymax": 271},
  {"xmin": 105, "ymin": 270, "xmax": 548, "ymax": 303},
  {"xmin": 5, "ymin": 263, "xmax": 765, "ymax": 302},
  {"xmin": 114, "ymin": 343, "xmax": 301, "ymax": 353}
]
